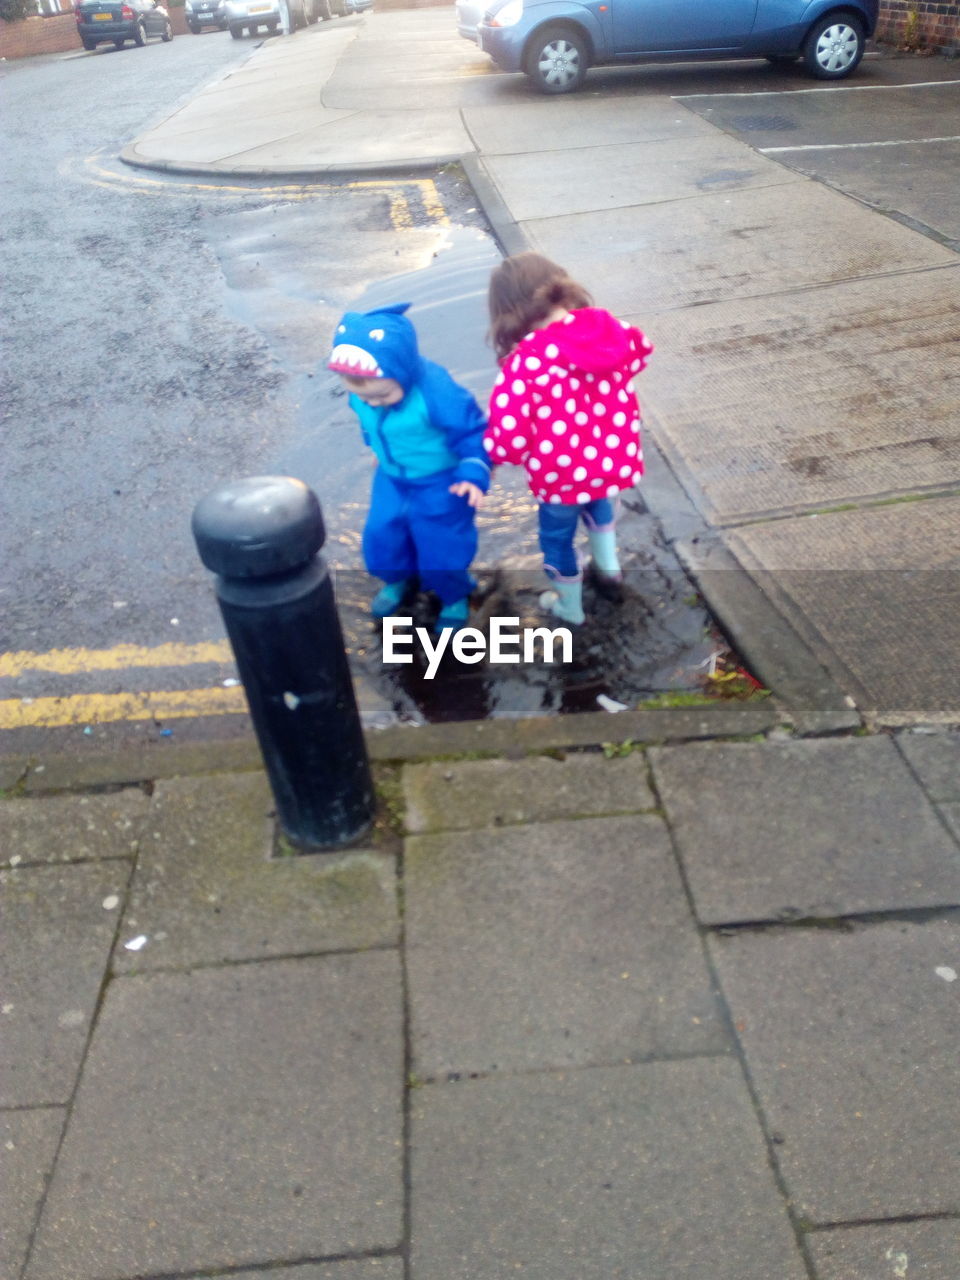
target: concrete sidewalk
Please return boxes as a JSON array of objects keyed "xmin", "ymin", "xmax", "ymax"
[
  {"xmin": 3, "ymin": 722, "xmax": 960, "ymax": 1279},
  {"xmin": 4, "ymin": 14, "xmax": 960, "ymax": 1280}
]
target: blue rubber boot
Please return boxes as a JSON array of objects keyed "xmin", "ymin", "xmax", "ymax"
[
  {"xmin": 435, "ymin": 596, "xmax": 470, "ymax": 636},
  {"xmin": 588, "ymin": 528, "xmax": 621, "ymax": 579},
  {"xmin": 538, "ymin": 578, "xmax": 585, "ymax": 625},
  {"xmin": 371, "ymin": 578, "xmax": 414, "ymax": 618}
]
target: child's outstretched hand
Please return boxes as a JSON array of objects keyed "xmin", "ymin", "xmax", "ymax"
[{"xmin": 449, "ymin": 481, "xmax": 484, "ymax": 509}]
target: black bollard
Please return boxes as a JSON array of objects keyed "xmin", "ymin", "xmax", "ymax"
[{"xmin": 192, "ymin": 476, "xmax": 375, "ymax": 850}]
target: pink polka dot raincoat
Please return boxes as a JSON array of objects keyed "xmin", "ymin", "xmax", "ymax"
[{"xmin": 483, "ymin": 307, "xmax": 654, "ymax": 505}]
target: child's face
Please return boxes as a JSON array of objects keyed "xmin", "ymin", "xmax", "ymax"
[{"xmin": 342, "ymin": 374, "xmax": 404, "ymax": 407}]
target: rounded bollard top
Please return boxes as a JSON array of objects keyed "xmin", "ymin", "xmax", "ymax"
[{"xmin": 192, "ymin": 476, "xmax": 325, "ymax": 578}]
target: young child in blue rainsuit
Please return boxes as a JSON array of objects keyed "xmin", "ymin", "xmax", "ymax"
[{"xmin": 328, "ymin": 303, "xmax": 490, "ymax": 633}]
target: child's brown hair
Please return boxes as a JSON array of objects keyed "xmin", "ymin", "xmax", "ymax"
[{"xmin": 488, "ymin": 252, "xmax": 593, "ymax": 361}]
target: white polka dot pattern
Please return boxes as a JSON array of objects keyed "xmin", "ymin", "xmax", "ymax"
[{"xmin": 483, "ymin": 308, "xmax": 653, "ymax": 506}]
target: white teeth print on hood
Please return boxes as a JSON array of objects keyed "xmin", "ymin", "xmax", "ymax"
[
  {"xmin": 327, "ymin": 302, "xmax": 424, "ymax": 392},
  {"xmin": 328, "ymin": 343, "xmax": 384, "ymax": 377}
]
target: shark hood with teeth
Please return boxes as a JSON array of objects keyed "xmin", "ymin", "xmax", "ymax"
[{"xmin": 328, "ymin": 302, "xmax": 423, "ymax": 392}]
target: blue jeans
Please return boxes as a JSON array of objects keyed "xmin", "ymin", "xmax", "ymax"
[{"xmin": 538, "ymin": 498, "xmax": 615, "ymax": 580}]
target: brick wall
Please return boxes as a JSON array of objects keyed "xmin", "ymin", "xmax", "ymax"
[
  {"xmin": 877, "ymin": 1, "xmax": 960, "ymax": 48},
  {"xmin": 0, "ymin": 4, "xmax": 188, "ymax": 59}
]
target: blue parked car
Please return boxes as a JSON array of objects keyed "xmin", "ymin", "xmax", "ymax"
[{"xmin": 477, "ymin": 0, "xmax": 879, "ymax": 93}]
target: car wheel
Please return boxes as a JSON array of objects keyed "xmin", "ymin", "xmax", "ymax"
[
  {"xmin": 266, "ymin": 20, "xmax": 278, "ymax": 32},
  {"xmin": 802, "ymin": 14, "xmax": 864, "ymax": 79},
  {"xmin": 524, "ymin": 25, "xmax": 589, "ymax": 94},
  {"xmin": 189, "ymin": 20, "xmax": 201, "ymax": 32},
  {"xmin": 113, "ymin": 36, "xmax": 124, "ymax": 46},
  {"xmin": 133, "ymin": 20, "xmax": 147, "ymax": 44},
  {"xmin": 161, "ymin": 18, "xmax": 173, "ymax": 39},
  {"xmin": 230, "ymin": 22, "xmax": 243, "ymax": 35},
  {"xmin": 82, "ymin": 36, "xmax": 97, "ymax": 49}
]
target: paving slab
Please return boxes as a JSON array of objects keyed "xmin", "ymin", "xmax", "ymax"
[
  {"xmin": 730, "ymin": 497, "xmax": 960, "ymax": 723},
  {"xmin": 634, "ymin": 265, "xmax": 960, "ymax": 523},
  {"xmin": 0, "ymin": 1108, "xmax": 65, "ymax": 1280},
  {"xmin": 463, "ymin": 94, "xmax": 714, "ymax": 155},
  {"xmin": 221, "ymin": 108, "xmax": 474, "ymax": 172},
  {"xmin": 709, "ymin": 919, "xmax": 960, "ymax": 1223},
  {"xmin": 526, "ymin": 185, "xmax": 956, "ymax": 322},
  {"xmin": 807, "ymin": 1218, "xmax": 960, "ymax": 1280},
  {"xmin": 897, "ymin": 729, "xmax": 960, "ymax": 800},
  {"xmin": 0, "ymin": 789, "xmax": 148, "ymax": 867},
  {"xmin": 19, "ymin": 739, "xmax": 262, "ymax": 792},
  {"xmin": 405, "ymin": 815, "xmax": 725, "ymax": 1077},
  {"xmin": 27, "ymin": 953, "xmax": 404, "ymax": 1280},
  {"xmin": 780, "ymin": 139, "xmax": 960, "ymax": 247},
  {"xmin": 410, "ymin": 1059, "xmax": 807, "ymax": 1280},
  {"xmin": 481, "ymin": 132, "xmax": 799, "ymax": 220},
  {"xmin": 649, "ymin": 737, "xmax": 960, "ymax": 924},
  {"xmin": 128, "ymin": 108, "xmax": 354, "ymax": 167},
  {"xmin": 182, "ymin": 1263, "xmax": 403, "ymax": 1280},
  {"xmin": 403, "ymin": 753, "xmax": 655, "ymax": 833},
  {"xmin": 0, "ymin": 860, "xmax": 132, "ymax": 1107},
  {"xmin": 112, "ymin": 772, "xmax": 397, "ymax": 973},
  {"xmin": 323, "ymin": 12, "xmax": 495, "ymax": 113},
  {"xmin": 941, "ymin": 804, "xmax": 960, "ymax": 842}
]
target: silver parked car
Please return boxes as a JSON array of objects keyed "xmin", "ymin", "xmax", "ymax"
[
  {"xmin": 185, "ymin": 0, "xmax": 227, "ymax": 31},
  {"xmin": 223, "ymin": 0, "xmax": 326, "ymax": 37}
]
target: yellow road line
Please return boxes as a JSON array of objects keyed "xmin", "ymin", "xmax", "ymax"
[
  {"xmin": 1, "ymin": 687, "xmax": 247, "ymax": 730},
  {"xmin": 75, "ymin": 157, "xmax": 450, "ymax": 226},
  {"xmin": 0, "ymin": 642, "xmax": 233, "ymax": 679}
]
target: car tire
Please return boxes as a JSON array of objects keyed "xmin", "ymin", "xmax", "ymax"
[
  {"xmin": 266, "ymin": 20, "xmax": 278, "ymax": 32},
  {"xmin": 189, "ymin": 20, "xmax": 201, "ymax": 31},
  {"xmin": 133, "ymin": 20, "xmax": 147, "ymax": 44},
  {"xmin": 161, "ymin": 18, "xmax": 173, "ymax": 39},
  {"xmin": 230, "ymin": 22, "xmax": 243, "ymax": 35},
  {"xmin": 113, "ymin": 36, "xmax": 124, "ymax": 46},
  {"xmin": 524, "ymin": 24, "xmax": 589, "ymax": 94},
  {"xmin": 82, "ymin": 36, "xmax": 97, "ymax": 49},
  {"xmin": 802, "ymin": 13, "xmax": 864, "ymax": 79}
]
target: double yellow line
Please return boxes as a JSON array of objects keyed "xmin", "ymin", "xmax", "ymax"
[
  {"xmin": 75, "ymin": 155, "xmax": 450, "ymax": 231},
  {"xmin": 0, "ymin": 642, "xmax": 247, "ymax": 730}
]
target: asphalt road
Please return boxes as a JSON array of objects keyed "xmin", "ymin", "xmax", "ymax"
[{"xmin": 0, "ymin": 33, "xmax": 483, "ymax": 745}]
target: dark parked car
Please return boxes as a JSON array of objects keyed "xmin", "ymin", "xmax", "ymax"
[
  {"xmin": 477, "ymin": 0, "xmax": 879, "ymax": 93},
  {"xmin": 76, "ymin": 0, "xmax": 173, "ymax": 49},
  {"xmin": 185, "ymin": 0, "xmax": 227, "ymax": 32}
]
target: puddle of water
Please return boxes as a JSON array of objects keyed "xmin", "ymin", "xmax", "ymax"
[{"xmin": 212, "ymin": 205, "xmax": 752, "ymax": 724}]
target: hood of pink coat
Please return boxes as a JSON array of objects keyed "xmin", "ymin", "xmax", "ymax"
[{"xmin": 534, "ymin": 308, "xmax": 636, "ymax": 373}]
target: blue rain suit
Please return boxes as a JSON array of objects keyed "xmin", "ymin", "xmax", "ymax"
[{"xmin": 332, "ymin": 304, "xmax": 490, "ymax": 605}]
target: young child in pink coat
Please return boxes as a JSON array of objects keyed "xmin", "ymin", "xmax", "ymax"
[{"xmin": 484, "ymin": 252, "xmax": 654, "ymax": 624}]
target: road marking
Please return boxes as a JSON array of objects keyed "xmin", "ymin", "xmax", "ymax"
[
  {"xmin": 68, "ymin": 155, "xmax": 450, "ymax": 228},
  {"xmin": 676, "ymin": 78, "xmax": 960, "ymax": 99},
  {"xmin": 0, "ymin": 641, "xmax": 233, "ymax": 678},
  {"xmin": 0, "ymin": 687, "xmax": 247, "ymax": 730},
  {"xmin": 760, "ymin": 134, "xmax": 960, "ymax": 153}
]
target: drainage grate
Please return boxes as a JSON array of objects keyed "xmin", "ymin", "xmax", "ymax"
[{"xmin": 730, "ymin": 114, "xmax": 800, "ymax": 132}]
